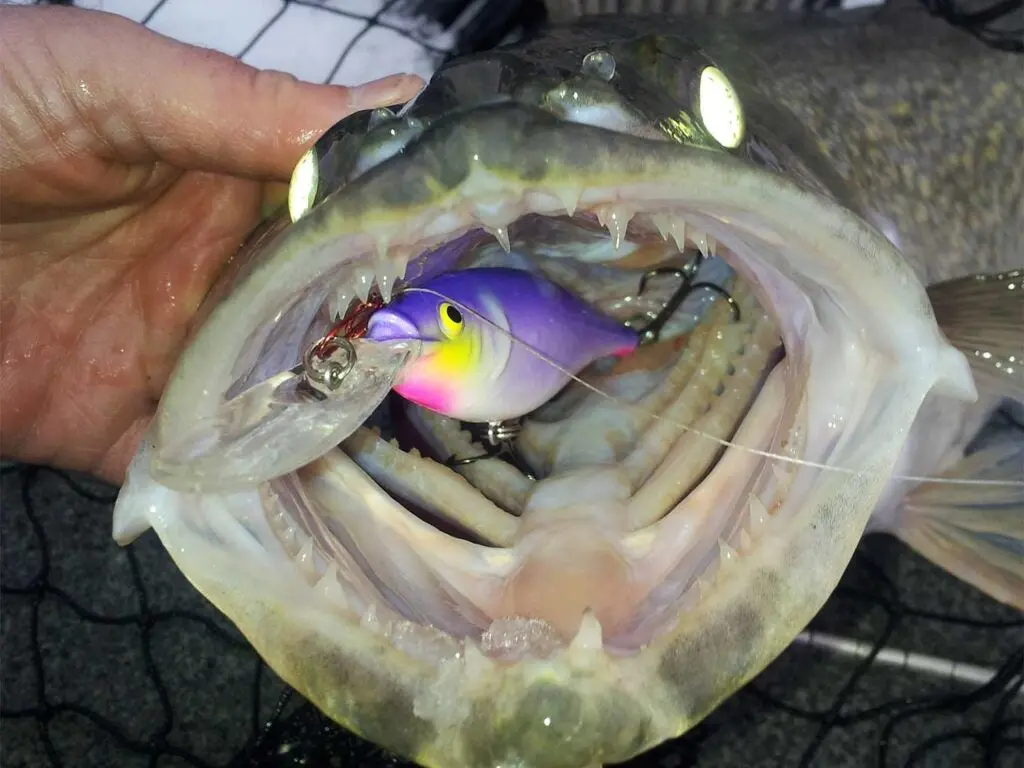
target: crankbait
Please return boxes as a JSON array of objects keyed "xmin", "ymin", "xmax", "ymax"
[
  {"xmin": 298, "ymin": 262, "xmax": 739, "ymax": 470},
  {"xmin": 364, "ymin": 267, "xmax": 641, "ymax": 423}
]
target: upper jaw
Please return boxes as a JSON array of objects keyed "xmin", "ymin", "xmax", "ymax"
[{"xmin": 139, "ymin": 103, "xmax": 975, "ymax": 495}]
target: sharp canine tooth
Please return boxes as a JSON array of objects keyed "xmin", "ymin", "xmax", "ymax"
[
  {"xmin": 596, "ymin": 205, "xmax": 633, "ymax": 252},
  {"xmin": 376, "ymin": 234, "xmax": 390, "ymax": 260},
  {"xmin": 314, "ymin": 564, "xmax": 349, "ymax": 610},
  {"xmin": 739, "ymin": 530, "xmax": 753, "ymax": 553},
  {"xmin": 691, "ymin": 228, "xmax": 710, "ymax": 259},
  {"xmin": 772, "ymin": 463, "xmax": 790, "ymax": 486},
  {"xmin": 375, "ymin": 253, "xmax": 405, "ymax": 303},
  {"xmin": 487, "ymin": 225, "xmax": 511, "ymax": 253},
  {"xmin": 570, "ymin": 610, "xmax": 603, "ymax": 652},
  {"xmin": 280, "ymin": 526, "xmax": 298, "ymax": 553},
  {"xmin": 668, "ymin": 219, "xmax": 687, "ymax": 252},
  {"xmin": 353, "ymin": 268, "xmax": 373, "ymax": 302},
  {"xmin": 748, "ymin": 494, "xmax": 769, "ymax": 531},
  {"xmin": 328, "ymin": 287, "xmax": 354, "ymax": 321},
  {"xmin": 651, "ymin": 214, "xmax": 672, "ymax": 240},
  {"xmin": 555, "ymin": 188, "xmax": 579, "ymax": 216},
  {"xmin": 718, "ymin": 539, "xmax": 738, "ymax": 569},
  {"xmin": 295, "ymin": 538, "xmax": 317, "ymax": 579},
  {"xmin": 361, "ymin": 603, "xmax": 382, "ymax": 633}
]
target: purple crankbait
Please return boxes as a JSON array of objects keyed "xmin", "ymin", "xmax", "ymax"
[
  {"xmin": 297, "ymin": 263, "xmax": 738, "ymax": 472},
  {"xmin": 364, "ymin": 267, "xmax": 641, "ymax": 423}
]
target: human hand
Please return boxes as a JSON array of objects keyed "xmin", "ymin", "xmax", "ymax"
[{"xmin": 0, "ymin": 6, "xmax": 424, "ymax": 484}]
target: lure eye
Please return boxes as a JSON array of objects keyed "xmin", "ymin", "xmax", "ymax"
[{"xmin": 438, "ymin": 302, "xmax": 464, "ymax": 339}]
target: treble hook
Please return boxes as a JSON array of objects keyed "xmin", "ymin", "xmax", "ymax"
[
  {"xmin": 632, "ymin": 264, "xmax": 741, "ymax": 345},
  {"xmin": 444, "ymin": 419, "xmax": 536, "ymax": 480}
]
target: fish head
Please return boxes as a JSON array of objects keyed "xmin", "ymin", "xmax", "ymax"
[
  {"xmin": 365, "ymin": 287, "xmax": 485, "ymax": 416},
  {"xmin": 112, "ymin": 19, "xmax": 981, "ymax": 768}
]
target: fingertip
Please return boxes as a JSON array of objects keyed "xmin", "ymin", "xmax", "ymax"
[{"xmin": 347, "ymin": 73, "xmax": 426, "ymax": 110}]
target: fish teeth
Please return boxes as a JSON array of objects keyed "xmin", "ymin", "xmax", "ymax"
[
  {"xmin": 650, "ymin": 213, "xmax": 672, "ymax": 240},
  {"xmin": 595, "ymin": 205, "xmax": 633, "ymax": 252},
  {"xmin": 375, "ymin": 253, "xmax": 404, "ymax": 303},
  {"xmin": 353, "ymin": 268, "xmax": 374, "ymax": 302},
  {"xmin": 328, "ymin": 288, "xmax": 354, "ymax": 321},
  {"xmin": 375, "ymin": 233, "xmax": 391, "ymax": 261},
  {"xmin": 555, "ymin": 187, "xmax": 580, "ymax": 216},
  {"xmin": 295, "ymin": 538, "xmax": 317, "ymax": 580},
  {"xmin": 485, "ymin": 225, "xmax": 512, "ymax": 253},
  {"xmin": 717, "ymin": 539, "xmax": 738, "ymax": 575},
  {"xmin": 691, "ymin": 227, "xmax": 710, "ymax": 259},
  {"xmin": 408, "ymin": 446, "xmax": 422, "ymax": 459},
  {"xmin": 280, "ymin": 526, "xmax": 299, "ymax": 555},
  {"xmin": 313, "ymin": 564, "xmax": 349, "ymax": 611},
  {"xmin": 569, "ymin": 609, "xmax": 603, "ymax": 653},
  {"xmin": 739, "ymin": 529, "xmax": 754, "ymax": 554},
  {"xmin": 361, "ymin": 602, "xmax": 383, "ymax": 633},
  {"xmin": 772, "ymin": 463, "xmax": 789, "ymax": 486},
  {"xmin": 747, "ymin": 493, "xmax": 769, "ymax": 532},
  {"xmin": 667, "ymin": 218, "xmax": 687, "ymax": 252},
  {"xmin": 473, "ymin": 197, "xmax": 520, "ymax": 233}
]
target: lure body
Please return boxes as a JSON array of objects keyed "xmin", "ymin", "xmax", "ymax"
[{"xmin": 365, "ymin": 267, "xmax": 639, "ymax": 422}]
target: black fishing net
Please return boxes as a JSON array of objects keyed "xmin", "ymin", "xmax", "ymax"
[{"xmin": 3, "ymin": 2, "xmax": 1023, "ymax": 768}]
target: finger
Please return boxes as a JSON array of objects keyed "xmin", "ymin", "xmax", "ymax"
[{"xmin": 3, "ymin": 6, "xmax": 425, "ymax": 181}]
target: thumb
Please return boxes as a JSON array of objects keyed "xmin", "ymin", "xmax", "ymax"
[
  {"xmin": 7, "ymin": 6, "xmax": 425, "ymax": 181},
  {"xmin": 136, "ymin": 64, "xmax": 425, "ymax": 181}
]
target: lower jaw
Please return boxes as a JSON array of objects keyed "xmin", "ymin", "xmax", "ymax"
[{"xmin": 257, "ymin": 230, "xmax": 801, "ymax": 660}]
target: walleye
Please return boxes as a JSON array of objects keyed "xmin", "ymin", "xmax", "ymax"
[{"xmin": 112, "ymin": 4, "xmax": 1023, "ymax": 768}]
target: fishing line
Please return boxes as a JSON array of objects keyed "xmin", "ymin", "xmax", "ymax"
[{"xmin": 395, "ymin": 286, "xmax": 1024, "ymax": 489}]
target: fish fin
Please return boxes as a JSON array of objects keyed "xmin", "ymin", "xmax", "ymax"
[
  {"xmin": 927, "ymin": 269, "xmax": 1024, "ymax": 403},
  {"xmin": 891, "ymin": 433, "xmax": 1024, "ymax": 612}
]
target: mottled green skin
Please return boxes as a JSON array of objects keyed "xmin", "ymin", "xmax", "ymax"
[{"xmin": 490, "ymin": 5, "xmax": 1024, "ymax": 283}]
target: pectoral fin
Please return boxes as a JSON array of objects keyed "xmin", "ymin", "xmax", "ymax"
[
  {"xmin": 927, "ymin": 269, "xmax": 1024, "ymax": 403},
  {"xmin": 888, "ymin": 270, "xmax": 1024, "ymax": 610},
  {"xmin": 893, "ymin": 427, "xmax": 1023, "ymax": 611}
]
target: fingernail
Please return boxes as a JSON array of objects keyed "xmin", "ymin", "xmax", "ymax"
[{"xmin": 349, "ymin": 73, "xmax": 424, "ymax": 106}]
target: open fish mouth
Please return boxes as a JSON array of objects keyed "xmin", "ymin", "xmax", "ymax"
[{"xmin": 114, "ymin": 94, "xmax": 976, "ymax": 766}]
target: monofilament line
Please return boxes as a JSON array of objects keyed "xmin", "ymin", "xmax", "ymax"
[{"xmin": 398, "ymin": 286, "xmax": 1024, "ymax": 489}]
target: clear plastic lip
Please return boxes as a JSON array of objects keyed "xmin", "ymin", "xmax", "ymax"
[{"xmin": 150, "ymin": 339, "xmax": 421, "ymax": 494}]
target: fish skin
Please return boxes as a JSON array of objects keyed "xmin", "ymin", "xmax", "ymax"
[
  {"xmin": 109, "ymin": 6, "xmax": 1023, "ymax": 768},
  {"xmin": 366, "ymin": 267, "xmax": 639, "ymax": 422},
  {"xmin": 526, "ymin": 2, "xmax": 1024, "ymax": 283}
]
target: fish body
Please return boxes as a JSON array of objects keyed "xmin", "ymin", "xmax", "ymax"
[
  {"xmin": 366, "ymin": 267, "xmax": 639, "ymax": 422},
  {"xmin": 111, "ymin": 5, "xmax": 1023, "ymax": 768}
]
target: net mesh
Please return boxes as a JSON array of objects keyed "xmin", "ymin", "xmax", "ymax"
[{"xmin": 2, "ymin": 1, "xmax": 1023, "ymax": 767}]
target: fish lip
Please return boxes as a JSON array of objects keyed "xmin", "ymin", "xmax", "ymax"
[{"xmin": 365, "ymin": 308, "xmax": 420, "ymax": 343}]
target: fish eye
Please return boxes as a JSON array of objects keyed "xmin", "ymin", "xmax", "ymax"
[{"xmin": 438, "ymin": 302, "xmax": 464, "ymax": 338}]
